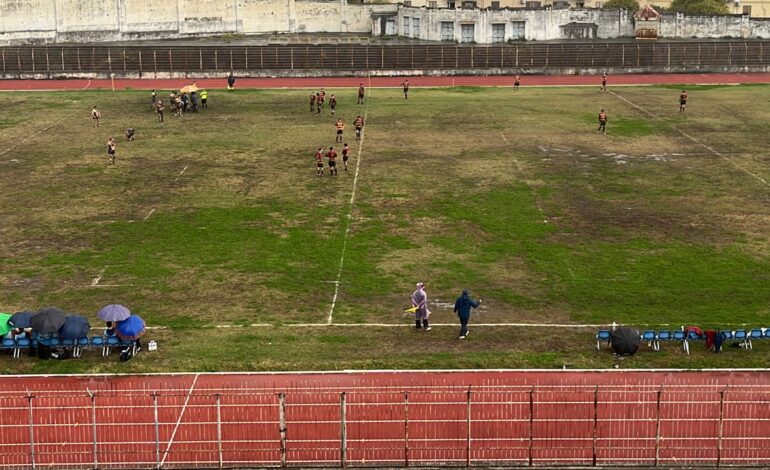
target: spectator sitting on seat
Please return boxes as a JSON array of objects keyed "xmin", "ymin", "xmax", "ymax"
[{"xmin": 104, "ymin": 321, "xmax": 116, "ymax": 336}]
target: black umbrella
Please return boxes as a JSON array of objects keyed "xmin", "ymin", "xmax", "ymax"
[
  {"xmin": 30, "ymin": 307, "xmax": 67, "ymax": 335},
  {"xmin": 58, "ymin": 315, "xmax": 91, "ymax": 340},
  {"xmin": 8, "ymin": 311, "xmax": 34, "ymax": 329},
  {"xmin": 611, "ymin": 326, "xmax": 641, "ymax": 356}
]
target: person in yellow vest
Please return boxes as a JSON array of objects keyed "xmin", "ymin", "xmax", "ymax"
[{"xmin": 200, "ymin": 89, "xmax": 208, "ymax": 109}]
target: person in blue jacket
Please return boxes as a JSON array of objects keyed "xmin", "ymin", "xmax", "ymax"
[{"xmin": 454, "ymin": 289, "xmax": 481, "ymax": 340}]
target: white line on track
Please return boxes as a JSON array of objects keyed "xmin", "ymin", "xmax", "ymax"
[
  {"xmin": 610, "ymin": 91, "xmax": 770, "ymax": 188},
  {"xmin": 327, "ymin": 107, "xmax": 368, "ymax": 325},
  {"xmin": 89, "ymin": 266, "xmax": 108, "ymax": 287},
  {"xmin": 500, "ymin": 132, "xmax": 549, "ymax": 224},
  {"xmin": 0, "ymin": 119, "xmax": 63, "ymax": 157},
  {"xmin": 143, "ymin": 208, "xmax": 156, "ymax": 221},
  {"xmin": 160, "ymin": 373, "xmax": 200, "ymax": 468},
  {"xmin": 82, "ymin": 79, "xmax": 91, "ymax": 90}
]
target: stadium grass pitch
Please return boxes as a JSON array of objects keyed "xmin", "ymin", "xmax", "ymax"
[{"xmin": 2, "ymin": 84, "xmax": 770, "ymax": 373}]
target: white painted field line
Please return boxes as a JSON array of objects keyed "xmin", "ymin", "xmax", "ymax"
[
  {"xmin": 89, "ymin": 266, "xmax": 108, "ymax": 287},
  {"xmin": 174, "ymin": 164, "xmax": 190, "ymax": 182},
  {"xmin": 327, "ymin": 109, "xmax": 368, "ymax": 325},
  {"xmin": 159, "ymin": 373, "xmax": 200, "ymax": 468},
  {"xmin": 611, "ymin": 91, "xmax": 770, "ymax": 188},
  {"xmin": 143, "ymin": 208, "xmax": 156, "ymax": 221},
  {"xmin": 82, "ymin": 79, "xmax": 91, "ymax": 90},
  {"xmin": 500, "ymin": 132, "xmax": 549, "ymax": 224},
  {"xmin": 0, "ymin": 119, "xmax": 63, "ymax": 157}
]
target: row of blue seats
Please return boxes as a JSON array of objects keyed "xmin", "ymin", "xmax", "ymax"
[
  {"xmin": 1, "ymin": 336, "xmax": 136, "ymax": 359},
  {"xmin": 596, "ymin": 328, "xmax": 767, "ymax": 354}
]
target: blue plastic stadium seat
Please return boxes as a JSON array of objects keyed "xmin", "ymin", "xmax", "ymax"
[
  {"xmin": 61, "ymin": 338, "xmax": 75, "ymax": 348},
  {"xmin": 642, "ymin": 330, "xmax": 658, "ymax": 351},
  {"xmin": 595, "ymin": 330, "xmax": 611, "ymax": 350},
  {"xmin": 720, "ymin": 330, "xmax": 734, "ymax": 341},
  {"xmin": 48, "ymin": 338, "xmax": 61, "ymax": 348},
  {"xmin": 15, "ymin": 338, "xmax": 31, "ymax": 359},
  {"xmin": 1, "ymin": 338, "xmax": 16, "ymax": 357},
  {"xmin": 657, "ymin": 331, "xmax": 672, "ymax": 341},
  {"xmin": 104, "ymin": 336, "xmax": 120, "ymax": 357},
  {"xmin": 749, "ymin": 329, "xmax": 763, "ymax": 340}
]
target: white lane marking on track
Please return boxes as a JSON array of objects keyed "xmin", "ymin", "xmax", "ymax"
[
  {"xmin": 0, "ymin": 120, "xmax": 63, "ymax": 157},
  {"xmin": 611, "ymin": 91, "xmax": 770, "ymax": 188},
  {"xmin": 500, "ymin": 132, "xmax": 549, "ymax": 224},
  {"xmin": 82, "ymin": 79, "xmax": 91, "ymax": 90},
  {"xmin": 89, "ymin": 266, "xmax": 108, "ymax": 287},
  {"xmin": 159, "ymin": 373, "xmax": 200, "ymax": 468},
  {"xmin": 327, "ymin": 109, "xmax": 368, "ymax": 325},
  {"xmin": 143, "ymin": 208, "xmax": 156, "ymax": 221}
]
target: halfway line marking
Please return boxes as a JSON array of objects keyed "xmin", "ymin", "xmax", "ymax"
[
  {"xmin": 159, "ymin": 373, "xmax": 200, "ymax": 468},
  {"xmin": 611, "ymin": 91, "xmax": 769, "ymax": 188},
  {"xmin": 327, "ymin": 109, "xmax": 368, "ymax": 325}
]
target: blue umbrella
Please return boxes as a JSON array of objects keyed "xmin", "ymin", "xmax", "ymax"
[
  {"xmin": 58, "ymin": 315, "xmax": 91, "ymax": 340},
  {"xmin": 8, "ymin": 311, "xmax": 34, "ymax": 329},
  {"xmin": 116, "ymin": 315, "xmax": 146, "ymax": 340},
  {"xmin": 97, "ymin": 304, "xmax": 131, "ymax": 322}
]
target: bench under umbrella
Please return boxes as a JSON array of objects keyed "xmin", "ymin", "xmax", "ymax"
[
  {"xmin": 611, "ymin": 326, "xmax": 641, "ymax": 356},
  {"xmin": 8, "ymin": 311, "xmax": 34, "ymax": 329},
  {"xmin": 97, "ymin": 304, "xmax": 131, "ymax": 322},
  {"xmin": 116, "ymin": 315, "xmax": 146, "ymax": 341},
  {"xmin": 0, "ymin": 313, "xmax": 11, "ymax": 336}
]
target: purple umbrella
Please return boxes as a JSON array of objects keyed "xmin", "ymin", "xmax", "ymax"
[
  {"xmin": 97, "ymin": 304, "xmax": 131, "ymax": 322},
  {"xmin": 116, "ymin": 315, "xmax": 146, "ymax": 341}
]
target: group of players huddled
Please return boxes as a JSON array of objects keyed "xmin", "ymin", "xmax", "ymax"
[{"xmin": 312, "ymin": 83, "xmax": 370, "ymax": 177}]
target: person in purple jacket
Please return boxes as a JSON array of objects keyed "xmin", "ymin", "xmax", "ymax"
[{"xmin": 411, "ymin": 282, "xmax": 431, "ymax": 331}]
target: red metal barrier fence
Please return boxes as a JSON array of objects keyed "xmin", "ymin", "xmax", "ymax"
[{"xmin": 1, "ymin": 374, "xmax": 770, "ymax": 468}]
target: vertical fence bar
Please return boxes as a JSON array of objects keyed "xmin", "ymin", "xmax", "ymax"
[
  {"xmin": 45, "ymin": 48, "xmax": 50, "ymax": 72},
  {"xmin": 215, "ymin": 50, "xmax": 218, "ymax": 70},
  {"xmin": 291, "ymin": 48, "xmax": 294, "ymax": 70},
  {"xmin": 279, "ymin": 393, "xmax": 287, "ymax": 467},
  {"xmin": 61, "ymin": 48, "xmax": 64, "ymax": 71},
  {"xmin": 27, "ymin": 394, "xmax": 36, "ymax": 470},
  {"xmin": 3, "ymin": 48, "xmax": 6, "ymax": 72},
  {"xmin": 31, "ymin": 48, "xmax": 35, "ymax": 72},
  {"xmin": 340, "ymin": 392, "xmax": 347, "ymax": 468},
  {"xmin": 168, "ymin": 49, "xmax": 173, "ymax": 72},
  {"xmin": 717, "ymin": 389, "xmax": 725, "ymax": 467},
  {"xmin": 216, "ymin": 394, "xmax": 223, "ymax": 469},
  {"xmin": 245, "ymin": 47, "xmax": 248, "ymax": 70},
  {"xmin": 592, "ymin": 386, "xmax": 598, "ymax": 467},
  {"xmin": 667, "ymin": 44, "xmax": 671, "ymax": 67},
  {"xmin": 77, "ymin": 47, "xmax": 82, "ymax": 71},
  {"xmin": 466, "ymin": 386, "xmax": 472, "ymax": 467},
  {"xmin": 528, "ymin": 386, "xmax": 534, "ymax": 467},
  {"xmin": 153, "ymin": 50, "xmax": 157, "ymax": 71},
  {"xmin": 404, "ymin": 392, "xmax": 409, "ymax": 467},
  {"xmin": 107, "ymin": 48, "xmax": 111, "ymax": 71},
  {"xmin": 153, "ymin": 393, "xmax": 161, "ymax": 469},
  {"xmin": 18, "ymin": 47, "xmax": 22, "ymax": 72},
  {"xmin": 260, "ymin": 48, "xmax": 264, "ymax": 70},
  {"xmin": 230, "ymin": 49, "xmax": 233, "ymax": 70},
  {"xmin": 91, "ymin": 393, "xmax": 98, "ymax": 470},
  {"xmin": 381, "ymin": 47, "xmax": 384, "ymax": 68},
  {"xmin": 199, "ymin": 48, "xmax": 203, "ymax": 70},
  {"xmin": 123, "ymin": 49, "xmax": 126, "ymax": 71},
  {"xmin": 654, "ymin": 387, "xmax": 662, "ymax": 467}
]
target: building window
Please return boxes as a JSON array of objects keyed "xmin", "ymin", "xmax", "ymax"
[
  {"xmin": 441, "ymin": 21, "xmax": 454, "ymax": 41},
  {"xmin": 491, "ymin": 23, "xmax": 505, "ymax": 42},
  {"xmin": 462, "ymin": 0, "xmax": 477, "ymax": 8},
  {"xmin": 429, "ymin": 0, "xmax": 437, "ymax": 6},
  {"xmin": 448, "ymin": 1, "xmax": 456, "ymax": 7},
  {"xmin": 461, "ymin": 23, "xmax": 475, "ymax": 42},
  {"xmin": 511, "ymin": 21, "xmax": 525, "ymax": 40},
  {"xmin": 743, "ymin": 5, "xmax": 752, "ymax": 15},
  {"xmin": 403, "ymin": 0, "xmax": 412, "ymax": 4},
  {"xmin": 412, "ymin": 18, "xmax": 421, "ymax": 37},
  {"xmin": 403, "ymin": 17, "xmax": 410, "ymax": 36},
  {"xmin": 491, "ymin": 0, "xmax": 500, "ymax": 7}
]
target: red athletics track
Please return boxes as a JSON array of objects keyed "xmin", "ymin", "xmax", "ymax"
[
  {"xmin": 1, "ymin": 370, "xmax": 770, "ymax": 468},
  {"xmin": 2, "ymin": 72, "xmax": 770, "ymax": 90}
]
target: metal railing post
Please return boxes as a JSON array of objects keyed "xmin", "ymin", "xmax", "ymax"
[
  {"xmin": 279, "ymin": 393, "xmax": 287, "ymax": 467},
  {"xmin": 168, "ymin": 49, "xmax": 173, "ymax": 72},
  {"xmin": 528, "ymin": 386, "xmax": 534, "ymax": 467},
  {"xmin": 592, "ymin": 386, "xmax": 598, "ymax": 467},
  {"xmin": 138, "ymin": 51, "xmax": 142, "ymax": 72},
  {"xmin": 654, "ymin": 386, "xmax": 662, "ymax": 467},
  {"xmin": 153, "ymin": 393, "xmax": 161, "ymax": 469},
  {"xmin": 340, "ymin": 392, "xmax": 347, "ymax": 468},
  {"xmin": 216, "ymin": 394, "xmax": 223, "ymax": 469},
  {"xmin": 717, "ymin": 389, "xmax": 725, "ymax": 467},
  {"xmin": 91, "ymin": 392, "xmax": 98, "ymax": 469},
  {"xmin": 404, "ymin": 392, "xmax": 409, "ymax": 467},
  {"xmin": 466, "ymin": 386, "xmax": 472, "ymax": 467},
  {"xmin": 27, "ymin": 394, "xmax": 36, "ymax": 470},
  {"xmin": 61, "ymin": 48, "xmax": 64, "ymax": 71},
  {"xmin": 153, "ymin": 50, "xmax": 157, "ymax": 71}
]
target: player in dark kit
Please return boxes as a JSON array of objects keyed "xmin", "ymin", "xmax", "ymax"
[
  {"xmin": 155, "ymin": 100, "xmax": 165, "ymax": 122},
  {"xmin": 601, "ymin": 73, "xmax": 608, "ymax": 92},
  {"xmin": 357, "ymin": 83, "xmax": 365, "ymax": 104},
  {"xmin": 316, "ymin": 93, "xmax": 322, "ymax": 114},
  {"xmin": 319, "ymin": 89, "xmax": 326, "ymax": 109},
  {"xmin": 326, "ymin": 147, "xmax": 338, "ymax": 176},
  {"xmin": 315, "ymin": 147, "xmax": 325, "ymax": 176},
  {"xmin": 598, "ymin": 109, "xmax": 608, "ymax": 134},
  {"xmin": 106, "ymin": 137, "xmax": 116, "ymax": 165},
  {"xmin": 342, "ymin": 143, "xmax": 350, "ymax": 172},
  {"xmin": 353, "ymin": 115, "xmax": 365, "ymax": 141},
  {"xmin": 309, "ymin": 93, "xmax": 316, "ymax": 112},
  {"xmin": 514, "ymin": 74, "xmax": 521, "ymax": 91},
  {"xmin": 329, "ymin": 94, "xmax": 337, "ymax": 115},
  {"xmin": 679, "ymin": 90, "xmax": 688, "ymax": 112},
  {"xmin": 402, "ymin": 80, "xmax": 409, "ymax": 99},
  {"xmin": 125, "ymin": 128, "xmax": 135, "ymax": 141}
]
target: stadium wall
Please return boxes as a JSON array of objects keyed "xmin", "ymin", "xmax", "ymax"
[{"xmin": 0, "ymin": 0, "xmax": 397, "ymax": 45}]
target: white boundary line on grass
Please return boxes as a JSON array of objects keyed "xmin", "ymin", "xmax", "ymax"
[
  {"xmin": 610, "ymin": 91, "xmax": 770, "ymax": 188},
  {"xmin": 159, "ymin": 373, "xmax": 200, "ymax": 468},
  {"xmin": 89, "ymin": 266, "xmax": 108, "ymax": 287},
  {"xmin": 501, "ymin": 132, "xmax": 549, "ymax": 224},
  {"xmin": 0, "ymin": 119, "xmax": 64, "ymax": 157},
  {"xmin": 143, "ymin": 208, "xmax": 156, "ymax": 221},
  {"xmin": 327, "ymin": 104, "xmax": 369, "ymax": 325}
]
